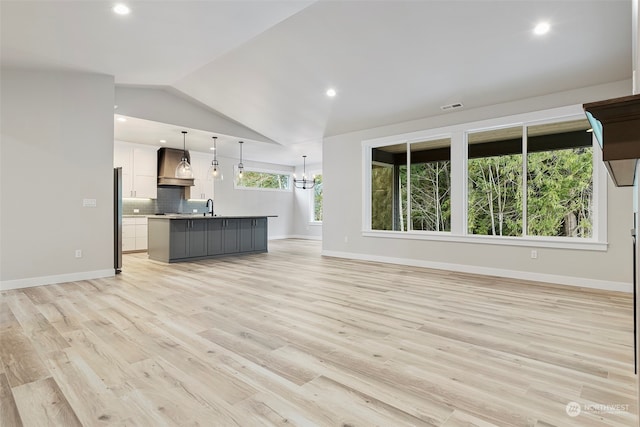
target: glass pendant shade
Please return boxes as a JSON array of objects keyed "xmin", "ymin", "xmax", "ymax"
[
  {"xmin": 175, "ymin": 131, "xmax": 194, "ymax": 179},
  {"xmin": 208, "ymin": 136, "xmax": 223, "ymax": 181},
  {"xmin": 176, "ymin": 158, "xmax": 193, "ymax": 178},
  {"xmin": 237, "ymin": 141, "xmax": 244, "ymax": 179},
  {"xmin": 208, "ymin": 161, "xmax": 223, "ymax": 181}
]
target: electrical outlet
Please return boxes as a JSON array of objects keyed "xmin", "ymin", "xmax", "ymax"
[
  {"xmin": 530, "ymin": 250, "xmax": 538, "ymax": 259},
  {"xmin": 75, "ymin": 249, "xmax": 82, "ymax": 258},
  {"xmin": 82, "ymin": 198, "xmax": 96, "ymax": 207}
]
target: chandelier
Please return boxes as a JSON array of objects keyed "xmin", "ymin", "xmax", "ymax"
[{"xmin": 293, "ymin": 155, "xmax": 316, "ymax": 189}]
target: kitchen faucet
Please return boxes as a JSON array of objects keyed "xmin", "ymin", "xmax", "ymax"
[{"xmin": 205, "ymin": 199, "xmax": 214, "ymax": 216}]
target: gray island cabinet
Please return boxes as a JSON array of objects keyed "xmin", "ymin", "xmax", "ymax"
[{"xmin": 147, "ymin": 216, "xmax": 269, "ymax": 262}]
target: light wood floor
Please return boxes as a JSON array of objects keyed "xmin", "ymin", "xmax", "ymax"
[{"xmin": 0, "ymin": 239, "xmax": 637, "ymax": 426}]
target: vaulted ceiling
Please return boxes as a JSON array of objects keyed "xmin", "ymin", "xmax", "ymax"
[{"xmin": 1, "ymin": 1, "xmax": 632, "ymax": 164}]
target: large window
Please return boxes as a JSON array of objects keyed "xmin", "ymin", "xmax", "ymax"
[
  {"xmin": 364, "ymin": 109, "xmax": 603, "ymax": 248},
  {"xmin": 235, "ymin": 168, "xmax": 291, "ymax": 191},
  {"xmin": 467, "ymin": 126, "xmax": 523, "ymax": 236},
  {"xmin": 371, "ymin": 138, "xmax": 451, "ymax": 232},
  {"xmin": 526, "ymin": 120, "xmax": 593, "ymax": 238},
  {"xmin": 371, "ymin": 143, "xmax": 405, "ymax": 231},
  {"xmin": 467, "ymin": 120, "xmax": 593, "ymax": 238},
  {"xmin": 312, "ymin": 174, "xmax": 323, "ymax": 222},
  {"xmin": 410, "ymin": 139, "xmax": 451, "ymax": 231}
]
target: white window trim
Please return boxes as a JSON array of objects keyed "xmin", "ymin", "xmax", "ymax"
[
  {"xmin": 362, "ymin": 105, "xmax": 608, "ymax": 251},
  {"xmin": 234, "ymin": 165, "xmax": 293, "ymax": 192}
]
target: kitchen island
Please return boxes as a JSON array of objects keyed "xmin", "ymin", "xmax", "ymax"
[{"xmin": 147, "ymin": 215, "xmax": 269, "ymax": 263}]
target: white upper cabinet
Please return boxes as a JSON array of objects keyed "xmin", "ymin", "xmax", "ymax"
[
  {"xmin": 114, "ymin": 141, "xmax": 158, "ymax": 199},
  {"xmin": 189, "ymin": 152, "xmax": 215, "ymax": 200}
]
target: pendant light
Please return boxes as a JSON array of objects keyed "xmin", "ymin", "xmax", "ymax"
[
  {"xmin": 237, "ymin": 141, "xmax": 244, "ymax": 179},
  {"xmin": 293, "ymin": 155, "xmax": 317, "ymax": 189},
  {"xmin": 175, "ymin": 131, "xmax": 193, "ymax": 179},
  {"xmin": 207, "ymin": 136, "xmax": 223, "ymax": 181}
]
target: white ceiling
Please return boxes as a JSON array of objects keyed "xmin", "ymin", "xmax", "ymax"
[
  {"xmin": 113, "ymin": 114, "xmax": 319, "ymax": 166},
  {"xmin": 1, "ymin": 0, "xmax": 633, "ymax": 165}
]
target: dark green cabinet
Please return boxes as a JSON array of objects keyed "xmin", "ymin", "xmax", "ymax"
[
  {"xmin": 207, "ymin": 218, "xmax": 239, "ymax": 255},
  {"xmin": 189, "ymin": 220, "xmax": 207, "ymax": 257},
  {"xmin": 169, "ymin": 219, "xmax": 207, "ymax": 260},
  {"xmin": 169, "ymin": 219, "xmax": 188, "ymax": 259},
  {"xmin": 239, "ymin": 218, "xmax": 267, "ymax": 252},
  {"xmin": 148, "ymin": 216, "xmax": 269, "ymax": 263}
]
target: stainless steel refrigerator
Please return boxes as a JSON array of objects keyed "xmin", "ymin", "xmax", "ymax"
[{"xmin": 114, "ymin": 167, "xmax": 122, "ymax": 273}]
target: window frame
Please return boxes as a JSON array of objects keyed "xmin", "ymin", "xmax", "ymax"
[
  {"xmin": 309, "ymin": 171, "xmax": 323, "ymax": 224},
  {"xmin": 368, "ymin": 135, "xmax": 453, "ymax": 233},
  {"xmin": 362, "ymin": 105, "xmax": 608, "ymax": 251},
  {"xmin": 233, "ymin": 166, "xmax": 293, "ymax": 192}
]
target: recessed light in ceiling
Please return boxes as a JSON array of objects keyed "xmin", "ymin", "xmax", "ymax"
[
  {"xmin": 113, "ymin": 4, "xmax": 130, "ymax": 15},
  {"xmin": 160, "ymin": 139, "xmax": 167, "ymax": 143},
  {"xmin": 533, "ymin": 22, "xmax": 550, "ymax": 35},
  {"xmin": 326, "ymin": 88, "xmax": 337, "ymax": 98},
  {"xmin": 116, "ymin": 117, "xmax": 127, "ymax": 122}
]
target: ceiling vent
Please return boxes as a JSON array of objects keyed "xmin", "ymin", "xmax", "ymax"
[{"xmin": 440, "ymin": 102, "xmax": 464, "ymax": 111}]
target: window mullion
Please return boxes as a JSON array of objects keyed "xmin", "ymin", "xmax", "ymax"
[
  {"xmin": 522, "ymin": 125, "xmax": 528, "ymax": 237},
  {"xmin": 407, "ymin": 142, "xmax": 412, "ymax": 232}
]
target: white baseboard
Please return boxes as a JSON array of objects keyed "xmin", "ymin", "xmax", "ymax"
[
  {"xmin": 268, "ymin": 234, "xmax": 292, "ymax": 240},
  {"xmin": 1, "ymin": 269, "xmax": 115, "ymax": 291},
  {"xmin": 321, "ymin": 250, "xmax": 632, "ymax": 293},
  {"xmin": 288, "ymin": 234, "xmax": 322, "ymax": 241},
  {"xmin": 269, "ymin": 235, "xmax": 322, "ymax": 241}
]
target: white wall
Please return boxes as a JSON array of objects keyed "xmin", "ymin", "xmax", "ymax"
[
  {"xmin": 323, "ymin": 80, "xmax": 634, "ymax": 291},
  {"xmin": 1, "ymin": 69, "xmax": 115, "ymax": 289},
  {"xmin": 205, "ymin": 154, "xmax": 295, "ymax": 239}
]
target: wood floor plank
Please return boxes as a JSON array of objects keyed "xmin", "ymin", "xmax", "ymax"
[
  {"xmin": 44, "ymin": 350, "xmax": 136, "ymax": 425},
  {"xmin": 127, "ymin": 357, "xmax": 255, "ymax": 426},
  {"xmin": 12, "ymin": 377, "xmax": 82, "ymax": 427},
  {"xmin": 35, "ymin": 301, "xmax": 85, "ymax": 335},
  {"xmin": 1, "ymin": 239, "xmax": 636, "ymax": 426},
  {"xmin": 0, "ymin": 325, "xmax": 49, "ymax": 387},
  {"xmin": 0, "ymin": 373, "xmax": 23, "ymax": 427}
]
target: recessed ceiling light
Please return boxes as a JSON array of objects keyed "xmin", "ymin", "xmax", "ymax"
[
  {"xmin": 533, "ymin": 22, "xmax": 550, "ymax": 36},
  {"xmin": 326, "ymin": 88, "xmax": 337, "ymax": 98},
  {"xmin": 160, "ymin": 139, "xmax": 167, "ymax": 143},
  {"xmin": 113, "ymin": 4, "xmax": 130, "ymax": 15},
  {"xmin": 116, "ymin": 117, "xmax": 126, "ymax": 122}
]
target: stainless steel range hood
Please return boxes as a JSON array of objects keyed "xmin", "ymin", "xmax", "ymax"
[{"xmin": 157, "ymin": 147, "xmax": 195, "ymax": 187}]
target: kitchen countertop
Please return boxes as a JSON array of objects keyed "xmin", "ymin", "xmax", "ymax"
[{"xmin": 148, "ymin": 214, "xmax": 277, "ymax": 219}]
